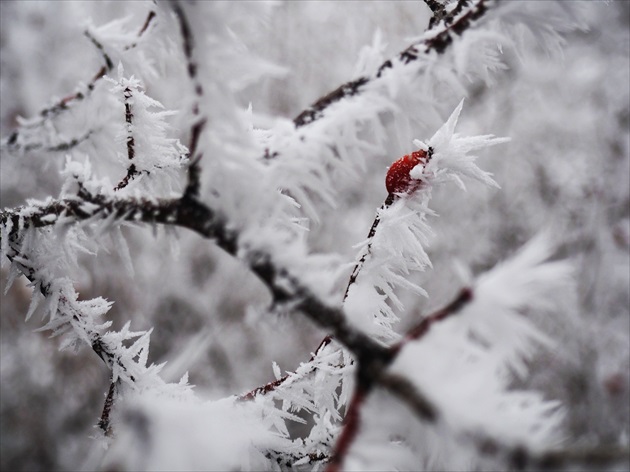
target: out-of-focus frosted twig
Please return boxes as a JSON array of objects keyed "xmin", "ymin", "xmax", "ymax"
[{"xmin": 2, "ymin": 7, "xmax": 157, "ymax": 153}]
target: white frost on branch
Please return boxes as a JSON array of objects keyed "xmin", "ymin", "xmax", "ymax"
[{"xmin": 106, "ymin": 63, "xmax": 188, "ymax": 196}]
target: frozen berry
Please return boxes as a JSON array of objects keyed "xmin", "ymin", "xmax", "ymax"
[{"xmin": 385, "ymin": 150, "xmax": 427, "ymax": 194}]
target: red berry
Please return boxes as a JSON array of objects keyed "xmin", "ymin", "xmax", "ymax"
[{"xmin": 385, "ymin": 150, "xmax": 427, "ymax": 194}]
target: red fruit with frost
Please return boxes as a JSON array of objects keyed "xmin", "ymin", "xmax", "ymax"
[{"xmin": 385, "ymin": 150, "xmax": 427, "ymax": 194}]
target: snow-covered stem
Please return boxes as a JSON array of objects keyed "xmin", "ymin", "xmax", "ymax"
[
  {"xmin": 326, "ymin": 287, "xmax": 473, "ymax": 470},
  {"xmin": 0, "ymin": 184, "xmax": 440, "ymax": 440},
  {"xmin": 238, "ymin": 335, "xmax": 334, "ymax": 401},
  {"xmin": 84, "ymin": 29, "xmax": 115, "ymax": 71},
  {"xmin": 3, "ymin": 2, "xmax": 624, "ymax": 470},
  {"xmin": 343, "ymin": 193, "xmax": 396, "ymax": 302}
]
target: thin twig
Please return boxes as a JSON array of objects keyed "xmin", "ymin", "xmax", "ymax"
[
  {"xmin": 170, "ymin": 0, "xmax": 206, "ymax": 200},
  {"xmin": 394, "ymin": 286, "xmax": 473, "ymax": 353},
  {"xmin": 343, "ymin": 194, "xmax": 395, "ymax": 301},
  {"xmin": 15, "ymin": 130, "xmax": 93, "ymax": 154},
  {"xmin": 98, "ymin": 381, "xmax": 117, "ymax": 436},
  {"xmin": 326, "ymin": 386, "xmax": 367, "ymax": 472},
  {"xmin": 84, "ymin": 30, "xmax": 114, "ymax": 71},
  {"xmin": 2, "ymin": 8, "xmax": 157, "ymax": 151},
  {"xmin": 424, "ymin": 0, "xmax": 448, "ymax": 29}
]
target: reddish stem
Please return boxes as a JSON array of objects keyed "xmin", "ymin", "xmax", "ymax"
[
  {"xmin": 326, "ymin": 386, "xmax": 367, "ymax": 472},
  {"xmin": 394, "ymin": 286, "xmax": 473, "ymax": 355}
]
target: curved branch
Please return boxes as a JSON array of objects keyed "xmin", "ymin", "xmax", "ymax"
[{"xmin": 0, "ymin": 190, "xmax": 388, "ymax": 364}]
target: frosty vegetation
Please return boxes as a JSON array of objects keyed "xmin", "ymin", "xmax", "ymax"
[{"xmin": 0, "ymin": 1, "xmax": 628, "ymax": 471}]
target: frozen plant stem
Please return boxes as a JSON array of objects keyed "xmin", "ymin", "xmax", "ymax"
[
  {"xmin": 343, "ymin": 194, "xmax": 395, "ymax": 301},
  {"xmin": 99, "ymin": 381, "xmax": 117, "ymax": 436}
]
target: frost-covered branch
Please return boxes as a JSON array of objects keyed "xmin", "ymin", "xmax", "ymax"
[
  {"xmin": 293, "ymin": 0, "xmax": 491, "ymax": 128},
  {"xmin": 2, "ymin": 6, "xmax": 157, "ymax": 154},
  {"xmin": 1, "ymin": 234, "xmax": 189, "ymax": 434},
  {"xmin": 0, "ymin": 186, "xmax": 389, "ymax": 365},
  {"xmin": 328, "ymin": 236, "xmax": 575, "ymax": 471},
  {"xmin": 2, "ymin": 2, "xmax": 618, "ymax": 470}
]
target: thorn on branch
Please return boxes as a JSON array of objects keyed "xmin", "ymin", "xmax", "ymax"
[{"xmin": 114, "ymin": 164, "xmax": 140, "ymax": 191}]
